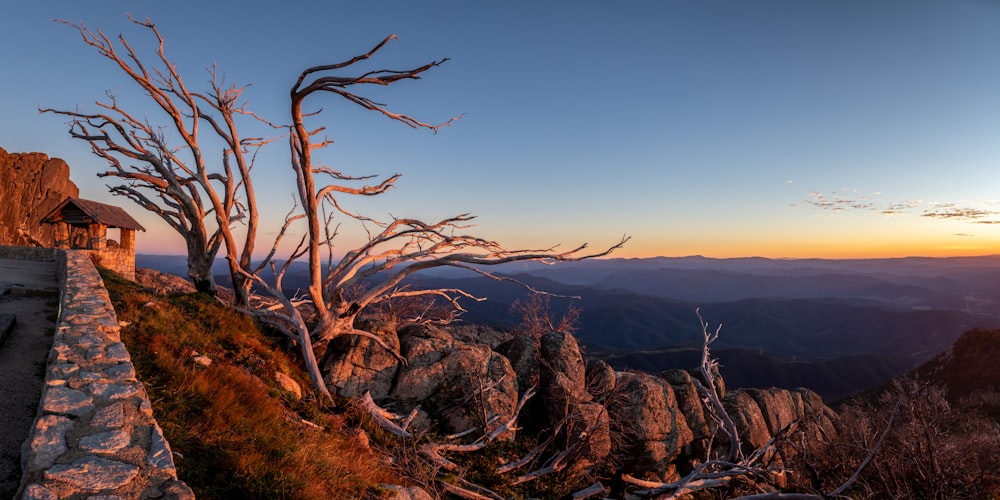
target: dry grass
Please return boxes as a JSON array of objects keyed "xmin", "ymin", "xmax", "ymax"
[{"xmin": 100, "ymin": 270, "xmax": 397, "ymax": 499}]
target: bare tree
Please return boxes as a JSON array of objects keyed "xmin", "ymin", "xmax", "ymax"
[
  {"xmin": 239, "ymin": 34, "xmax": 627, "ymax": 396},
  {"xmin": 42, "ymin": 16, "xmax": 267, "ymax": 304},
  {"xmin": 48, "ymin": 17, "xmax": 625, "ymax": 398}
]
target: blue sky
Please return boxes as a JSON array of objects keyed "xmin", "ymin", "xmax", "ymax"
[{"xmin": 3, "ymin": 1, "xmax": 1000, "ymax": 258}]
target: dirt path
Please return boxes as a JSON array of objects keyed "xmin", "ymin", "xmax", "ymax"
[{"xmin": 0, "ymin": 258, "xmax": 58, "ymax": 497}]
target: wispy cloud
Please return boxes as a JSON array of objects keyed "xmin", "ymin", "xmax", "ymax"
[
  {"xmin": 797, "ymin": 190, "xmax": 921, "ymax": 215},
  {"xmin": 921, "ymin": 203, "xmax": 1000, "ymax": 221},
  {"xmin": 797, "ymin": 190, "xmax": 1000, "ymax": 226}
]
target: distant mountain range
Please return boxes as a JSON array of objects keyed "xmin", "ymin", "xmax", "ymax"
[{"xmin": 136, "ymin": 253, "xmax": 1000, "ymax": 400}]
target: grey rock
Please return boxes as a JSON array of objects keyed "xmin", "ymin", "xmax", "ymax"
[
  {"xmin": 91, "ymin": 402, "xmax": 126, "ymax": 428},
  {"xmin": 381, "ymin": 484, "xmax": 435, "ymax": 500},
  {"xmin": 274, "ymin": 371, "xmax": 302, "ymax": 400},
  {"xmin": 79, "ymin": 429, "xmax": 131, "ymax": 453},
  {"xmin": 45, "ymin": 456, "xmax": 139, "ymax": 490},
  {"xmin": 392, "ymin": 325, "xmax": 518, "ymax": 438},
  {"xmin": 745, "ymin": 388, "xmax": 798, "ymax": 436},
  {"xmin": 571, "ymin": 401, "xmax": 612, "ymax": 467},
  {"xmin": 147, "ymin": 423, "xmax": 177, "ymax": 473},
  {"xmin": 723, "ymin": 390, "xmax": 772, "ymax": 456},
  {"xmin": 102, "ymin": 363, "xmax": 136, "ymax": 381},
  {"xmin": 160, "ymin": 480, "xmax": 196, "ymax": 500},
  {"xmin": 539, "ymin": 332, "xmax": 590, "ymax": 405},
  {"xmin": 322, "ymin": 318, "xmax": 401, "ymax": 398},
  {"xmin": 104, "ymin": 342, "xmax": 132, "ymax": 363},
  {"xmin": 606, "ymin": 371, "xmax": 694, "ymax": 472},
  {"xmin": 22, "ymin": 415, "xmax": 75, "ymax": 472},
  {"xmin": 661, "ymin": 369, "xmax": 714, "ymax": 456},
  {"xmin": 20, "ymin": 483, "xmax": 57, "ymax": 500},
  {"xmin": 496, "ymin": 335, "xmax": 540, "ymax": 394},
  {"xmin": 42, "ymin": 386, "xmax": 93, "ymax": 416},
  {"xmin": 90, "ymin": 381, "xmax": 141, "ymax": 401}
]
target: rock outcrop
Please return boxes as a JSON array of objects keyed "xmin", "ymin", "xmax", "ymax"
[
  {"xmin": 607, "ymin": 371, "xmax": 695, "ymax": 473},
  {"xmin": 321, "ymin": 318, "xmax": 401, "ymax": 398},
  {"xmin": 0, "ymin": 147, "xmax": 79, "ymax": 246},
  {"xmin": 325, "ymin": 320, "xmax": 838, "ymax": 485}
]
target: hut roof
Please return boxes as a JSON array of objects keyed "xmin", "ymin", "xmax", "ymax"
[{"xmin": 40, "ymin": 197, "xmax": 146, "ymax": 231}]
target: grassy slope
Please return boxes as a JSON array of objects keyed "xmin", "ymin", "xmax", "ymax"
[{"xmin": 100, "ymin": 270, "xmax": 396, "ymax": 499}]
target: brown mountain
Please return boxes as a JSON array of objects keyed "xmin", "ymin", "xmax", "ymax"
[{"xmin": 0, "ymin": 147, "xmax": 80, "ymax": 247}]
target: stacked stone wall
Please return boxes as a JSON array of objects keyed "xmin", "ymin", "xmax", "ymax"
[
  {"xmin": 86, "ymin": 247, "xmax": 136, "ymax": 282},
  {"xmin": 13, "ymin": 248, "xmax": 191, "ymax": 499}
]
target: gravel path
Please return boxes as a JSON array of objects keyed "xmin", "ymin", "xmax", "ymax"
[{"xmin": 0, "ymin": 258, "xmax": 58, "ymax": 497}]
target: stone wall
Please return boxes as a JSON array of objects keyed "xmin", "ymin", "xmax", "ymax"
[
  {"xmin": 85, "ymin": 247, "xmax": 136, "ymax": 282},
  {"xmin": 15, "ymin": 248, "xmax": 192, "ymax": 499}
]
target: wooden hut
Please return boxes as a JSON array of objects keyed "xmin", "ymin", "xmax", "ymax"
[{"xmin": 40, "ymin": 197, "xmax": 146, "ymax": 279}]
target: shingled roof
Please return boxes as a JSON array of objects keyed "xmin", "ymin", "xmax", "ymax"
[{"xmin": 40, "ymin": 197, "xmax": 146, "ymax": 231}]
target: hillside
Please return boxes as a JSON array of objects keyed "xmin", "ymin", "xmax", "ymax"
[
  {"xmin": 818, "ymin": 329, "xmax": 1000, "ymax": 497},
  {"xmin": 914, "ymin": 328, "xmax": 1000, "ymax": 401},
  {"xmin": 100, "ymin": 270, "xmax": 398, "ymax": 499}
]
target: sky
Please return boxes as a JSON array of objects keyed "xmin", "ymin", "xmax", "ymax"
[{"xmin": 3, "ymin": 0, "xmax": 1000, "ymax": 260}]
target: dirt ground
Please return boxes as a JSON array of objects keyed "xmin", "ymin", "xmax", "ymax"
[{"xmin": 0, "ymin": 258, "xmax": 58, "ymax": 497}]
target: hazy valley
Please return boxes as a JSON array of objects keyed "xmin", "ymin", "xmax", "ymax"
[{"xmin": 139, "ymin": 253, "xmax": 1000, "ymax": 400}]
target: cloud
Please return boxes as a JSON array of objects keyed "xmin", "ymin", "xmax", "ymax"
[
  {"xmin": 921, "ymin": 207, "xmax": 999, "ymax": 220},
  {"xmin": 952, "ymin": 233, "xmax": 974, "ymax": 237},
  {"xmin": 797, "ymin": 190, "xmax": 1000, "ymax": 226},
  {"xmin": 799, "ymin": 190, "xmax": 916, "ymax": 214}
]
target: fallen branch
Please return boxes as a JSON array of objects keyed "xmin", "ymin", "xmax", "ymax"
[
  {"xmin": 438, "ymin": 480, "xmax": 501, "ymax": 500},
  {"xmin": 358, "ymin": 391, "xmax": 411, "ymax": 438},
  {"xmin": 571, "ymin": 482, "xmax": 607, "ymax": 499}
]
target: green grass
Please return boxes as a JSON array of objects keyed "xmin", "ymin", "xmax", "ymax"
[{"xmin": 100, "ymin": 270, "xmax": 396, "ymax": 499}]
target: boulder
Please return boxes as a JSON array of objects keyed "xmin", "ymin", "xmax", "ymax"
[
  {"xmin": 391, "ymin": 324, "xmax": 518, "ymax": 439},
  {"xmin": 795, "ymin": 388, "xmax": 838, "ymax": 449},
  {"xmin": 606, "ymin": 371, "xmax": 694, "ymax": 472},
  {"xmin": 0, "ymin": 147, "xmax": 79, "ymax": 246},
  {"xmin": 381, "ymin": 484, "xmax": 435, "ymax": 500},
  {"xmin": 497, "ymin": 332, "xmax": 611, "ymax": 474},
  {"xmin": 744, "ymin": 388, "xmax": 798, "ymax": 436},
  {"xmin": 274, "ymin": 371, "xmax": 302, "ymax": 400},
  {"xmin": 321, "ymin": 318, "xmax": 401, "ymax": 398},
  {"xmin": 539, "ymin": 332, "xmax": 590, "ymax": 405},
  {"xmin": 660, "ymin": 369, "xmax": 714, "ymax": 456},
  {"xmin": 569, "ymin": 402, "xmax": 612, "ymax": 468},
  {"xmin": 498, "ymin": 332, "xmax": 594, "ymax": 435},
  {"xmin": 722, "ymin": 390, "xmax": 772, "ymax": 456},
  {"xmin": 496, "ymin": 334, "xmax": 540, "ymax": 395}
]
